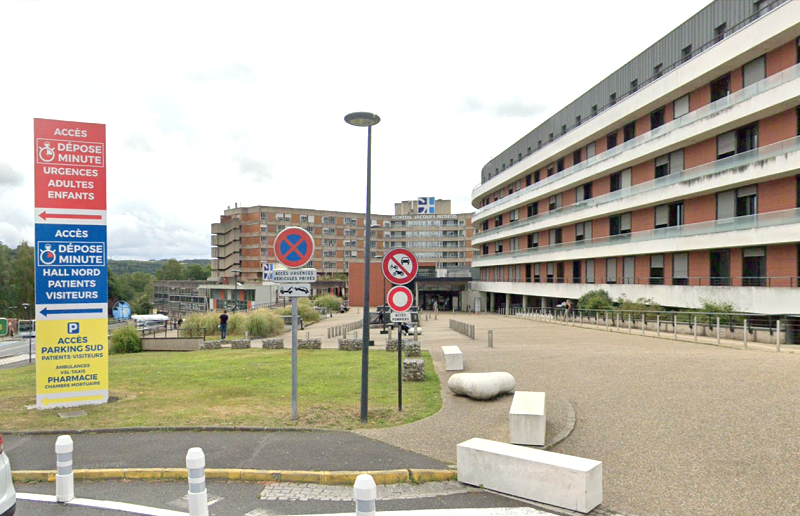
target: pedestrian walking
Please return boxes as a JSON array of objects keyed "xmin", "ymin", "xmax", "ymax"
[{"xmin": 219, "ymin": 310, "xmax": 229, "ymax": 340}]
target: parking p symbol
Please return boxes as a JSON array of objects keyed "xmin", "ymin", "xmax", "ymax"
[{"xmin": 67, "ymin": 322, "xmax": 80, "ymax": 334}]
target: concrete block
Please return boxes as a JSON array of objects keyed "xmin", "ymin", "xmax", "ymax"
[
  {"xmin": 457, "ymin": 438, "xmax": 602, "ymax": 513},
  {"xmin": 442, "ymin": 345, "xmax": 464, "ymax": 371},
  {"xmin": 509, "ymin": 391, "xmax": 546, "ymax": 446}
]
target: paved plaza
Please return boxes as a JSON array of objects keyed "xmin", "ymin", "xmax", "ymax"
[{"xmin": 348, "ymin": 310, "xmax": 800, "ymax": 516}]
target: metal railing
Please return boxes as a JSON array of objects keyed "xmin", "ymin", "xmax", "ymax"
[{"xmin": 477, "ymin": 275, "xmax": 800, "ymax": 289}]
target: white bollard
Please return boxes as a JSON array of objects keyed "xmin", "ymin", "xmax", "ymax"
[
  {"xmin": 354, "ymin": 473, "xmax": 377, "ymax": 516},
  {"xmin": 186, "ymin": 447, "xmax": 209, "ymax": 516},
  {"xmin": 55, "ymin": 435, "xmax": 74, "ymax": 503}
]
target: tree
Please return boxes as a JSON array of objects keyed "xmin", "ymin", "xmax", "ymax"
[
  {"xmin": 577, "ymin": 289, "xmax": 614, "ymax": 310},
  {"xmin": 156, "ymin": 259, "xmax": 186, "ymax": 280},
  {"xmin": 185, "ymin": 264, "xmax": 210, "ymax": 280}
]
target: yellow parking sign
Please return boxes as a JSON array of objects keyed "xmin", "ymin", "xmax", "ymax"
[{"xmin": 36, "ymin": 318, "xmax": 108, "ymax": 409}]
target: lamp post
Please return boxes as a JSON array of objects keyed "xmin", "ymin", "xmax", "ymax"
[
  {"xmin": 345, "ymin": 111, "xmax": 380, "ymax": 424},
  {"xmin": 21, "ymin": 303, "xmax": 31, "ymax": 363}
]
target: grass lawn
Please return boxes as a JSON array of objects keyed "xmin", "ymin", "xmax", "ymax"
[{"xmin": 0, "ymin": 349, "xmax": 442, "ymax": 431}]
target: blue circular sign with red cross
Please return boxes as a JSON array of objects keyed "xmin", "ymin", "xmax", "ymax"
[{"xmin": 274, "ymin": 227, "xmax": 315, "ymax": 268}]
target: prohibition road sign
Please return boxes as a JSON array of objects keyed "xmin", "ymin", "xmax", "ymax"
[
  {"xmin": 274, "ymin": 227, "xmax": 315, "ymax": 268},
  {"xmin": 387, "ymin": 285, "xmax": 414, "ymax": 312},
  {"xmin": 382, "ymin": 248, "xmax": 418, "ymax": 285}
]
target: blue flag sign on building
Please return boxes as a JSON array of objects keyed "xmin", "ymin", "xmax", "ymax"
[
  {"xmin": 34, "ymin": 118, "xmax": 108, "ymax": 409},
  {"xmin": 417, "ymin": 197, "xmax": 435, "ymax": 214}
]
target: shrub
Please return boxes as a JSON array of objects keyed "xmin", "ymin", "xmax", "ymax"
[
  {"xmin": 248, "ymin": 309, "xmax": 285, "ymax": 337},
  {"xmin": 616, "ymin": 294, "xmax": 662, "ymax": 312},
  {"xmin": 314, "ymin": 294, "xmax": 342, "ymax": 312},
  {"xmin": 110, "ymin": 325, "xmax": 142, "ymax": 354},
  {"xmin": 277, "ymin": 298, "xmax": 322, "ymax": 323},
  {"xmin": 577, "ymin": 290, "xmax": 614, "ymax": 310}
]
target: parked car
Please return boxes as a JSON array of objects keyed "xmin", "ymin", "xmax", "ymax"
[{"xmin": 0, "ymin": 433, "xmax": 16, "ymax": 516}]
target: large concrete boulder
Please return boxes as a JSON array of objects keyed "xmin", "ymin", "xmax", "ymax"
[{"xmin": 448, "ymin": 372, "xmax": 516, "ymax": 400}]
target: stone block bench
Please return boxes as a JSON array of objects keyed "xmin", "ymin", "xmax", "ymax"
[
  {"xmin": 509, "ymin": 391, "xmax": 546, "ymax": 446},
  {"xmin": 441, "ymin": 345, "xmax": 463, "ymax": 371},
  {"xmin": 457, "ymin": 437, "xmax": 602, "ymax": 513},
  {"xmin": 448, "ymin": 372, "xmax": 515, "ymax": 400}
]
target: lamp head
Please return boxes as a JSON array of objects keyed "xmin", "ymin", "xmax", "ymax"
[{"xmin": 345, "ymin": 112, "xmax": 380, "ymax": 127}]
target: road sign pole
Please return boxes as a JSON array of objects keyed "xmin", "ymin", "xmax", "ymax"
[
  {"xmin": 291, "ymin": 297, "xmax": 298, "ymax": 421},
  {"xmin": 398, "ymin": 324, "xmax": 402, "ymax": 412}
]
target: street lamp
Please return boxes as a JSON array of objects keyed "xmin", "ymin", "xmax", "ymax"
[
  {"xmin": 21, "ymin": 303, "xmax": 31, "ymax": 363},
  {"xmin": 345, "ymin": 111, "xmax": 380, "ymax": 424},
  {"xmin": 232, "ymin": 269, "xmax": 241, "ymax": 312}
]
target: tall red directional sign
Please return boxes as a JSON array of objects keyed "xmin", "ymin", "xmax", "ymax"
[{"xmin": 34, "ymin": 118, "xmax": 108, "ymax": 409}]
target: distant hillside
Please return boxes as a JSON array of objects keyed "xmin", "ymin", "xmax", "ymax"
[{"xmin": 109, "ymin": 259, "xmax": 212, "ymax": 275}]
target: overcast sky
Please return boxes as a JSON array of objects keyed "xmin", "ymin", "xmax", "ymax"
[{"xmin": 0, "ymin": 0, "xmax": 712, "ymax": 260}]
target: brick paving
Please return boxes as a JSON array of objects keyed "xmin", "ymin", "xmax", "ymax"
[{"xmin": 259, "ymin": 480, "xmax": 475, "ymax": 502}]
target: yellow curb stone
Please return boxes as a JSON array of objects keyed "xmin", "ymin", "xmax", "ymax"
[
  {"xmin": 366, "ymin": 469, "xmax": 410, "ymax": 485},
  {"xmin": 205, "ymin": 469, "xmax": 242, "ymax": 480},
  {"xmin": 162, "ymin": 468, "xmax": 187, "ymax": 480},
  {"xmin": 240, "ymin": 470, "xmax": 281, "ymax": 482},
  {"xmin": 409, "ymin": 469, "xmax": 457, "ymax": 483},
  {"xmin": 324, "ymin": 471, "xmax": 359, "ymax": 485},
  {"xmin": 12, "ymin": 471, "xmax": 53, "ymax": 483},
  {"xmin": 125, "ymin": 468, "xmax": 161, "ymax": 480},
  {"xmin": 279, "ymin": 470, "xmax": 325, "ymax": 483},
  {"xmin": 82, "ymin": 469, "xmax": 125, "ymax": 480}
]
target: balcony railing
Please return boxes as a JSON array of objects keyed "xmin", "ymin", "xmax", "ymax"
[
  {"xmin": 475, "ymin": 134, "xmax": 800, "ymax": 241},
  {"xmin": 474, "ymin": 59, "xmax": 800, "ymax": 216},
  {"xmin": 476, "ymin": 275, "xmax": 799, "ymax": 288},
  {"xmin": 474, "ymin": 207, "xmax": 800, "ymax": 262}
]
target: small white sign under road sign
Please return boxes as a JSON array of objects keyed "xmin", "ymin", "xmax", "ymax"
[
  {"xmin": 272, "ymin": 269, "xmax": 317, "ymax": 283},
  {"xmin": 279, "ymin": 283, "xmax": 312, "ymax": 298},
  {"xmin": 390, "ymin": 312, "xmax": 411, "ymax": 323}
]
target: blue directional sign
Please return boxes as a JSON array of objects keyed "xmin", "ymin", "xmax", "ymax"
[{"xmin": 35, "ymin": 223, "xmax": 107, "ymax": 307}]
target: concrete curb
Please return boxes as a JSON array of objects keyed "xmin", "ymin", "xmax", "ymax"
[
  {"xmin": 12, "ymin": 467, "xmax": 457, "ymax": 485},
  {"xmin": 0, "ymin": 426, "xmax": 337, "ymax": 436}
]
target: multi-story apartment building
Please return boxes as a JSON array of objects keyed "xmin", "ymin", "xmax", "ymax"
[
  {"xmin": 470, "ymin": 0, "xmax": 800, "ymax": 315},
  {"xmin": 212, "ymin": 200, "xmax": 474, "ymax": 308}
]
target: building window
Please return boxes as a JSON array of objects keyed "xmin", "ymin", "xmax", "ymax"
[
  {"xmin": 572, "ymin": 261, "xmax": 582, "ymax": 284},
  {"xmin": 682, "ymin": 45, "xmax": 692, "ymax": 63},
  {"xmin": 557, "ymin": 158, "xmax": 565, "ymax": 172},
  {"xmin": 527, "ymin": 203, "xmax": 538, "ymax": 218},
  {"xmin": 549, "ymin": 132, "xmax": 554, "ymax": 143},
  {"xmin": 548, "ymin": 193, "xmax": 562, "ymax": 211},
  {"xmin": 547, "ymin": 165, "xmax": 554, "ymax": 177},
  {"xmin": 549, "ymin": 228, "xmax": 562, "ymax": 245},
  {"xmin": 508, "ymin": 185, "xmax": 514, "ymax": 195},
  {"xmin": 673, "ymin": 252, "xmax": 689, "ymax": 285},
  {"xmin": 609, "ymin": 92, "xmax": 617, "ymax": 106},
  {"xmin": 534, "ymin": 170, "xmax": 540, "ymax": 182},
  {"xmin": 716, "ymin": 186, "xmax": 758, "ymax": 219},
  {"xmin": 510, "ymin": 237, "xmax": 519, "ymax": 252},
  {"xmin": 534, "ymin": 263, "xmax": 540, "ymax": 283},
  {"xmin": 650, "ymin": 255, "xmax": 665, "ymax": 285},
  {"xmin": 717, "ymin": 123, "xmax": 758, "ymax": 159},
  {"xmin": 606, "ymin": 258, "xmax": 617, "ymax": 284},
  {"xmin": 740, "ymin": 248, "xmax": 764, "ymax": 286},
  {"xmin": 586, "ymin": 142, "xmax": 596, "ymax": 159},
  {"xmin": 482, "ymin": 244, "xmax": 489, "ymax": 255},
  {"xmin": 322, "ymin": 227, "xmax": 335, "ymax": 236},
  {"xmin": 742, "ymin": 56, "xmax": 766, "ymax": 88},
  {"xmin": 547, "ymin": 262, "xmax": 554, "ymax": 283},
  {"xmin": 561, "ymin": 125, "xmax": 567, "ymax": 135},
  {"xmin": 591, "ymin": 105, "xmax": 598, "ymax": 117},
  {"xmin": 607, "ymin": 131, "xmax": 618, "ymax": 149},
  {"xmin": 630, "ymin": 79, "xmax": 638, "ymax": 93},
  {"xmin": 518, "ymin": 153, "xmax": 522, "ymax": 161},
  {"xmin": 538, "ymin": 139, "xmax": 542, "ymax": 149},
  {"xmin": 609, "ymin": 213, "xmax": 632, "ymax": 236},
  {"xmin": 586, "ymin": 259, "xmax": 595, "ymax": 284},
  {"xmin": 509, "ymin": 209, "xmax": 519, "ymax": 222},
  {"xmin": 573, "ymin": 148, "xmax": 582, "ymax": 164},
  {"xmin": 655, "ymin": 149, "xmax": 684, "ymax": 178},
  {"xmin": 576, "ymin": 182, "xmax": 592, "ymax": 202},
  {"xmin": 494, "ymin": 215, "xmax": 503, "ymax": 227},
  {"xmin": 576, "ymin": 115, "xmax": 582, "ymax": 126},
  {"xmin": 710, "ymin": 73, "xmax": 731, "ymax": 102},
  {"xmin": 610, "ymin": 168, "xmax": 631, "ymax": 192},
  {"xmin": 623, "ymin": 122, "xmax": 636, "ymax": 142},
  {"xmin": 526, "ymin": 174, "xmax": 532, "ymax": 187},
  {"xmin": 650, "ymin": 106, "xmax": 665, "ymax": 129},
  {"xmin": 714, "ymin": 23, "xmax": 726, "ymax": 43},
  {"xmin": 655, "ymin": 201, "xmax": 684, "ymax": 228},
  {"xmin": 710, "ymin": 249, "xmax": 731, "ymax": 286},
  {"xmin": 623, "ymin": 256, "xmax": 635, "ymax": 284},
  {"xmin": 509, "ymin": 158, "xmax": 514, "ymax": 167},
  {"xmin": 482, "ymin": 220, "xmax": 489, "ymax": 231},
  {"xmin": 575, "ymin": 221, "xmax": 592, "ymax": 241},
  {"xmin": 527, "ymin": 147, "xmax": 531, "ymax": 155},
  {"xmin": 495, "ymin": 241, "xmax": 503, "ymax": 253},
  {"xmin": 654, "ymin": 63, "xmax": 663, "ymax": 78},
  {"xmin": 673, "ymin": 94, "xmax": 689, "ymax": 119},
  {"xmin": 528, "ymin": 232, "xmax": 539, "ymax": 248}
]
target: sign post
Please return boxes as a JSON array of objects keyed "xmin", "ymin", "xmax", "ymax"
[
  {"xmin": 382, "ymin": 250, "xmax": 418, "ymax": 412},
  {"xmin": 34, "ymin": 118, "xmax": 108, "ymax": 409},
  {"xmin": 274, "ymin": 227, "xmax": 315, "ymax": 420}
]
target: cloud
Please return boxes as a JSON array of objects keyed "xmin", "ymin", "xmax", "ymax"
[
  {"xmin": 188, "ymin": 62, "xmax": 258, "ymax": 83},
  {"xmin": 459, "ymin": 95, "xmax": 546, "ymax": 118},
  {"xmin": 0, "ymin": 162, "xmax": 24, "ymax": 187},
  {"xmin": 236, "ymin": 156, "xmax": 272, "ymax": 182},
  {"xmin": 124, "ymin": 134, "xmax": 153, "ymax": 153}
]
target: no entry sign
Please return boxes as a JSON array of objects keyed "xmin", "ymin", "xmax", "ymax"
[
  {"xmin": 274, "ymin": 227, "xmax": 315, "ymax": 268},
  {"xmin": 382, "ymin": 248, "xmax": 418, "ymax": 285},
  {"xmin": 387, "ymin": 285, "xmax": 414, "ymax": 312}
]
